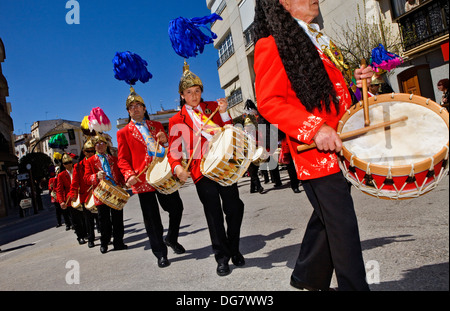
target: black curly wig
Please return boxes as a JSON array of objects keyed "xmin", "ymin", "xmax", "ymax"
[{"xmin": 254, "ymin": 0, "xmax": 339, "ymax": 114}]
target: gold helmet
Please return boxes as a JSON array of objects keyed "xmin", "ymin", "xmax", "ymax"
[
  {"xmin": 244, "ymin": 117, "xmax": 255, "ymax": 127},
  {"xmin": 93, "ymin": 134, "xmax": 108, "ymax": 146},
  {"xmin": 126, "ymin": 86, "xmax": 145, "ymax": 109},
  {"xmin": 83, "ymin": 139, "xmax": 95, "ymax": 150},
  {"xmin": 371, "ymin": 75, "xmax": 384, "ymax": 85},
  {"xmin": 179, "ymin": 60, "xmax": 203, "ymax": 94},
  {"xmin": 62, "ymin": 153, "xmax": 73, "ymax": 164}
]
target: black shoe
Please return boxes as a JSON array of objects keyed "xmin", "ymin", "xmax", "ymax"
[
  {"xmin": 77, "ymin": 238, "xmax": 86, "ymax": 245},
  {"xmin": 258, "ymin": 186, "xmax": 264, "ymax": 193},
  {"xmin": 290, "ymin": 276, "xmax": 335, "ymax": 291},
  {"xmin": 88, "ymin": 241, "xmax": 95, "ymax": 248},
  {"xmin": 56, "ymin": 224, "xmax": 62, "ymax": 228},
  {"xmin": 158, "ymin": 256, "xmax": 171, "ymax": 268},
  {"xmin": 274, "ymin": 183, "xmax": 282, "ymax": 188},
  {"xmin": 217, "ymin": 262, "xmax": 231, "ymax": 276},
  {"xmin": 165, "ymin": 239, "xmax": 185, "ymax": 254},
  {"xmin": 65, "ymin": 226, "xmax": 71, "ymax": 231},
  {"xmin": 100, "ymin": 246, "xmax": 108, "ymax": 254},
  {"xmin": 292, "ymin": 188, "xmax": 301, "ymax": 193},
  {"xmin": 231, "ymin": 253, "xmax": 245, "ymax": 266}
]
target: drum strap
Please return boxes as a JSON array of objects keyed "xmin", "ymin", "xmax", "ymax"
[
  {"xmin": 97, "ymin": 153, "xmax": 116, "ymax": 186},
  {"xmin": 135, "ymin": 121, "xmax": 165, "ymax": 157},
  {"xmin": 191, "ymin": 107, "xmax": 218, "ymax": 140}
]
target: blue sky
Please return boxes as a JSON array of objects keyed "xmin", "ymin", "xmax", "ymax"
[{"xmin": 0, "ymin": 0, "xmax": 224, "ymax": 145}]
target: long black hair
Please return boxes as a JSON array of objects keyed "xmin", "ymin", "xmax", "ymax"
[{"xmin": 253, "ymin": 0, "xmax": 339, "ymax": 114}]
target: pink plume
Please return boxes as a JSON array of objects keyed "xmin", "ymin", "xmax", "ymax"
[{"xmin": 88, "ymin": 107, "xmax": 112, "ymax": 132}]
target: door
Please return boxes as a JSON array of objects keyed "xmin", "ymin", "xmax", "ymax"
[{"xmin": 402, "ymin": 75, "xmax": 421, "ymax": 95}]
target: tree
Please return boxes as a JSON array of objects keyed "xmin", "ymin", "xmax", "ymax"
[
  {"xmin": 332, "ymin": 1, "xmax": 403, "ymax": 71},
  {"xmin": 19, "ymin": 152, "xmax": 53, "ymax": 183}
]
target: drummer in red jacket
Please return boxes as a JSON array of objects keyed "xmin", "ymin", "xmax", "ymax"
[
  {"xmin": 56, "ymin": 154, "xmax": 76, "ymax": 233},
  {"xmin": 69, "ymin": 139, "xmax": 96, "ymax": 248},
  {"xmin": 253, "ymin": 0, "xmax": 373, "ymax": 290},
  {"xmin": 117, "ymin": 87, "xmax": 185, "ymax": 268},
  {"xmin": 84, "ymin": 135, "xmax": 126, "ymax": 254},
  {"xmin": 167, "ymin": 63, "xmax": 245, "ymax": 277}
]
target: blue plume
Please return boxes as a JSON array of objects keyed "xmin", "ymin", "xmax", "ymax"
[
  {"xmin": 112, "ymin": 51, "xmax": 153, "ymax": 85},
  {"xmin": 370, "ymin": 44, "xmax": 403, "ymax": 72},
  {"xmin": 168, "ymin": 13, "xmax": 223, "ymax": 59}
]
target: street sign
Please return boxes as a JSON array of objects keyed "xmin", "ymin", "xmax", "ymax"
[{"xmin": 17, "ymin": 173, "xmax": 29, "ymax": 181}]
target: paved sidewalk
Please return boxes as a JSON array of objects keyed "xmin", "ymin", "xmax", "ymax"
[{"xmin": 0, "ymin": 171, "xmax": 448, "ymax": 292}]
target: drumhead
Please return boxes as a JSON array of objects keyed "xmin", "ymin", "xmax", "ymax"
[
  {"xmin": 85, "ymin": 193, "xmax": 95, "ymax": 209},
  {"xmin": 202, "ymin": 127, "xmax": 234, "ymax": 174},
  {"xmin": 341, "ymin": 101, "xmax": 449, "ymax": 167},
  {"xmin": 148, "ymin": 156, "xmax": 171, "ymax": 184}
]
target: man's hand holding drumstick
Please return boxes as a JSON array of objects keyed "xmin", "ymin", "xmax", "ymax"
[
  {"xmin": 126, "ymin": 131, "xmax": 166, "ymax": 187},
  {"xmin": 312, "ymin": 65, "xmax": 374, "ymax": 153}
]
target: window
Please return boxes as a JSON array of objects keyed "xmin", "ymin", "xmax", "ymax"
[{"xmin": 217, "ymin": 33, "xmax": 235, "ymax": 68}]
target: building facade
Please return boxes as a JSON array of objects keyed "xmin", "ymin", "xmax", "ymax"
[
  {"xmin": 207, "ymin": 0, "xmax": 256, "ymax": 120},
  {"xmin": 206, "ymin": 0, "xmax": 448, "ymax": 109},
  {"xmin": 0, "ymin": 38, "xmax": 18, "ymax": 217},
  {"xmin": 29, "ymin": 119, "xmax": 84, "ymax": 161},
  {"xmin": 319, "ymin": 0, "xmax": 449, "ymax": 101}
]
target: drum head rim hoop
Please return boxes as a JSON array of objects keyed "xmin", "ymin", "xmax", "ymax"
[
  {"xmin": 94, "ymin": 179, "xmax": 130, "ymax": 210},
  {"xmin": 337, "ymin": 93, "xmax": 449, "ymax": 177},
  {"xmin": 200, "ymin": 125, "xmax": 255, "ymax": 186}
]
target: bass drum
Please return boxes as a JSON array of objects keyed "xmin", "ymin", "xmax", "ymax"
[{"xmin": 338, "ymin": 93, "xmax": 449, "ymax": 200}]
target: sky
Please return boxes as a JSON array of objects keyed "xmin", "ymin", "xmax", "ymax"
[{"xmin": 0, "ymin": 0, "xmax": 224, "ymax": 146}]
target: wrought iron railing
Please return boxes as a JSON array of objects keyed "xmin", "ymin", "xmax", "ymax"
[{"xmin": 398, "ymin": 0, "xmax": 449, "ymax": 51}]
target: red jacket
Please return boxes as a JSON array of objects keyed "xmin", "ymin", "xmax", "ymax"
[
  {"xmin": 117, "ymin": 120, "xmax": 168, "ymax": 194},
  {"xmin": 48, "ymin": 177, "xmax": 58, "ymax": 203},
  {"xmin": 168, "ymin": 101, "xmax": 232, "ymax": 184},
  {"xmin": 69, "ymin": 158, "xmax": 91, "ymax": 203},
  {"xmin": 254, "ymin": 35, "xmax": 352, "ymax": 180},
  {"xmin": 84, "ymin": 154, "xmax": 125, "ymax": 206},
  {"xmin": 56, "ymin": 170, "xmax": 72, "ymax": 204}
]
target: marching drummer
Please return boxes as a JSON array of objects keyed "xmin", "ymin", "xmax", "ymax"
[
  {"xmin": 69, "ymin": 139, "xmax": 97, "ymax": 248},
  {"xmin": 253, "ymin": 0, "xmax": 373, "ymax": 290},
  {"xmin": 117, "ymin": 87, "xmax": 185, "ymax": 268},
  {"xmin": 167, "ymin": 62, "xmax": 245, "ymax": 277},
  {"xmin": 84, "ymin": 135, "xmax": 127, "ymax": 254}
]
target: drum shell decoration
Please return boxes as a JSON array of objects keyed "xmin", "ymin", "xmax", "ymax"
[
  {"xmin": 337, "ymin": 93, "xmax": 449, "ymax": 200},
  {"xmin": 201, "ymin": 125, "xmax": 256, "ymax": 186},
  {"xmin": 147, "ymin": 156, "xmax": 184, "ymax": 195},
  {"xmin": 93, "ymin": 179, "xmax": 130, "ymax": 210}
]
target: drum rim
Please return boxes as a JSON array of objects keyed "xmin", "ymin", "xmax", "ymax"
[
  {"xmin": 93, "ymin": 179, "xmax": 130, "ymax": 210},
  {"xmin": 337, "ymin": 93, "xmax": 449, "ymax": 176}
]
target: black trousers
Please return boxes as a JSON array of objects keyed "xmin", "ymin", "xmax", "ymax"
[
  {"xmin": 195, "ymin": 177, "xmax": 244, "ymax": 264},
  {"xmin": 248, "ymin": 163, "xmax": 262, "ymax": 191},
  {"xmin": 292, "ymin": 172, "xmax": 369, "ymax": 291},
  {"xmin": 137, "ymin": 191, "xmax": 184, "ymax": 259},
  {"xmin": 97, "ymin": 204, "xmax": 124, "ymax": 248},
  {"xmin": 83, "ymin": 207, "xmax": 96, "ymax": 243},
  {"xmin": 70, "ymin": 207, "xmax": 87, "ymax": 239},
  {"xmin": 55, "ymin": 203, "xmax": 72, "ymax": 227}
]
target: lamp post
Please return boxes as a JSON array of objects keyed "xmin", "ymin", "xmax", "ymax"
[{"xmin": 26, "ymin": 163, "xmax": 38, "ymax": 214}]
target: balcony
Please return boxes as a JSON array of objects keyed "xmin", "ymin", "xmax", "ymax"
[{"xmin": 398, "ymin": 0, "xmax": 449, "ymax": 52}]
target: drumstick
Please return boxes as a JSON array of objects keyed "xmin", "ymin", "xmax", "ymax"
[
  {"xmin": 361, "ymin": 59, "xmax": 370, "ymax": 127},
  {"xmin": 296, "ymin": 116, "xmax": 408, "ymax": 153},
  {"xmin": 185, "ymin": 107, "xmax": 221, "ymax": 171}
]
